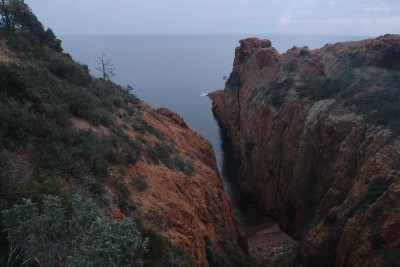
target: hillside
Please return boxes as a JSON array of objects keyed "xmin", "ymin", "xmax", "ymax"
[
  {"xmin": 210, "ymin": 35, "xmax": 400, "ymax": 266},
  {"xmin": 0, "ymin": 1, "xmax": 247, "ymax": 266}
]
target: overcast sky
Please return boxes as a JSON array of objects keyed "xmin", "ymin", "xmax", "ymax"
[{"xmin": 25, "ymin": 0, "xmax": 400, "ymax": 36}]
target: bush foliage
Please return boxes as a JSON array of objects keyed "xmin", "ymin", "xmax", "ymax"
[{"xmin": 2, "ymin": 194, "xmax": 148, "ymax": 266}]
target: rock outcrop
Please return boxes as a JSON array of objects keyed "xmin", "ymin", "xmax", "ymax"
[
  {"xmin": 210, "ymin": 35, "xmax": 400, "ymax": 266},
  {"xmin": 100, "ymin": 104, "xmax": 245, "ymax": 266}
]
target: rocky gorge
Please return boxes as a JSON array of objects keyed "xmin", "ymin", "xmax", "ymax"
[
  {"xmin": 210, "ymin": 35, "xmax": 400, "ymax": 266},
  {"xmin": 2, "ymin": 2, "xmax": 400, "ymax": 265}
]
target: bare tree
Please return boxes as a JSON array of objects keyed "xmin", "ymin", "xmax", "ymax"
[{"xmin": 95, "ymin": 52, "xmax": 115, "ymax": 81}]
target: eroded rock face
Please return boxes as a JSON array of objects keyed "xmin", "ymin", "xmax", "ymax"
[
  {"xmin": 210, "ymin": 35, "xmax": 400, "ymax": 266},
  {"xmin": 134, "ymin": 107, "xmax": 244, "ymax": 266},
  {"xmin": 102, "ymin": 105, "xmax": 245, "ymax": 266}
]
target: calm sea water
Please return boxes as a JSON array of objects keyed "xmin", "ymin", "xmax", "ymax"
[{"xmin": 61, "ymin": 34, "xmax": 369, "ymax": 214}]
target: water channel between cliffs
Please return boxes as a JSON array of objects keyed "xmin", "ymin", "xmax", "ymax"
[
  {"xmin": 60, "ymin": 34, "xmax": 369, "ymax": 264},
  {"xmin": 212, "ymin": 113, "xmax": 297, "ymax": 263}
]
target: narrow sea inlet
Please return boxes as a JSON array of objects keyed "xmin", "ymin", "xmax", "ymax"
[
  {"xmin": 4, "ymin": 0, "xmax": 397, "ymax": 264},
  {"xmin": 61, "ymin": 34, "xmax": 368, "ymax": 262}
]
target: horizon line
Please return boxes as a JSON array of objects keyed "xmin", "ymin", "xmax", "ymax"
[{"xmin": 59, "ymin": 32, "xmax": 378, "ymax": 38}]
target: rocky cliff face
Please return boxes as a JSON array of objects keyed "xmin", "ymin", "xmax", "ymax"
[
  {"xmin": 89, "ymin": 104, "xmax": 245, "ymax": 266},
  {"xmin": 137, "ymin": 107, "xmax": 244, "ymax": 265},
  {"xmin": 210, "ymin": 35, "xmax": 400, "ymax": 266}
]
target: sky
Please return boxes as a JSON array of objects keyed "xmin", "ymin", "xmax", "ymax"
[{"xmin": 25, "ymin": 0, "xmax": 400, "ymax": 36}]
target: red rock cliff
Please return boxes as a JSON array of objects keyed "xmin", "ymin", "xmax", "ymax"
[
  {"xmin": 70, "ymin": 102, "xmax": 246, "ymax": 266},
  {"xmin": 210, "ymin": 35, "xmax": 400, "ymax": 266},
  {"xmin": 98, "ymin": 104, "xmax": 246, "ymax": 266}
]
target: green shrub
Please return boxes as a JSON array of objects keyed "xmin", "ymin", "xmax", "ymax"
[
  {"xmin": 142, "ymin": 122, "xmax": 156, "ymax": 134},
  {"xmin": 6, "ymin": 35, "xmax": 42, "ymax": 58},
  {"xmin": 141, "ymin": 227, "xmax": 195, "ymax": 266},
  {"xmin": 342, "ymin": 72, "xmax": 400, "ymax": 134},
  {"xmin": 90, "ymin": 182, "xmax": 106, "ymax": 195},
  {"xmin": 2, "ymin": 194, "xmax": 148, "ymax": 267},
  {"xmin": 152, "ymin": 128, "xmax": 166, "ymax": 141},
  {"xmin": 370, "ymin": 233, "xmax": 385, "ymax": 250},
  {"xmin": 226, "ymin": 71, "xmax": 242, "ymax": 89},
  {"xmin": 270, "ymin": 91, "xmax": 286, "ymax": 108},
  {"xmin": 0, "ymin": 63, "xmax": 30, "ymax": 98},
  {"xmin": 173, "ymin": 155, "xmax": 195, "ymax": 176},
  {"xmin": 259, "ymin": 77, "xmax": 293, "ymax": 107},
  {"xmin": 117, "ymin": 182, "xmax": 131, "ymax": 198},
  {"xmin": 34, "ymin": 129, "xmax": 111, "ymax": 180},
  {"xmin": 156, "ymin": 141, "xmax": 174, "ymax": 168},
  {"xmin": 315, "ymin": 77, "xmax": 343, "ymax": 99},
  {"xmin": 146, "ymin": 145, "xmax": 159, "ymax": 163},
  {"xmin": 126, "ymin": 149, "xmax": 141, "ymax": 164},
  {"xmin": 132, "ymin": 176, "xmax": 149, "ymax": 191},
  {"xmin": 203, "ymin": 235, "xmax": 249, "ymax": 267},
  {"xmin": 297, "ymin": 77, "xmax": 339, "ymax": 101},
  {"xmin": 0, "ymin": 96, "xmax": 35, "ymax": 148},
  {"xmin": 323, "ymin": 212, "xmax": 338, "ymax": 226},
  {"xmin": 300, "ymin": 48, "xmax": 310, "ymax": 57},
  {"xmin": 0, "ymin": 61, "xmax": 112, "ymax": 127},
  {"xmin": 347, "ymin": 178, "xmax": 391, "ymax": 218},
  {"xmin": 349, "ymin": 44, "xmax": 363, "ymax": 51},
  {"xmin": 365, "ymin": 104, "xmax": 400, "ymax": 134},
  {"xmin": 144, "ymin": 141, "xmax": 194, "ymax": 175},
  {"xmin": 57, "ymin": 85, "xmax": 112, "ymax": 126},
  {"xmin": 132, "ymin": 122, "xmax": 146, "ymax": 134},
  {"xmin": 46, "ymin": 55, "xmax": 92, "ymax": 87},
  {"xmin": 150, "ymin": 111, "xmax": 164, "ymax": 123},
  {"xmin": 136, "ymin": 135, "xmax": 149, "ymax": 145}
]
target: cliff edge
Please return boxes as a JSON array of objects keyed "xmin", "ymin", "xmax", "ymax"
[{"xmin": 210, "ymin": 35, "xmax": 400, "ymax": 266}]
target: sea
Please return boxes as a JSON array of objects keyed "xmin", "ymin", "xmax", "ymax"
[{"xmin": 61, "ymin": 34, "xmax": 370, "ymax": 218}]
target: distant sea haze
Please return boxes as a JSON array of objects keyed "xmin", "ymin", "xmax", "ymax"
[{"xmin": 61, "ymin": 33, "xmax": 369, "ymax": 179}]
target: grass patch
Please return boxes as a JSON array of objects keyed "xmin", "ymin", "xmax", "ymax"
[
  {"xmin": 349, "ymin": 44, "xmax": 363, "ymax": 51},
  {"xmin": 297, "ymin": 77, "xmax": 341, "ymax": 101}
]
